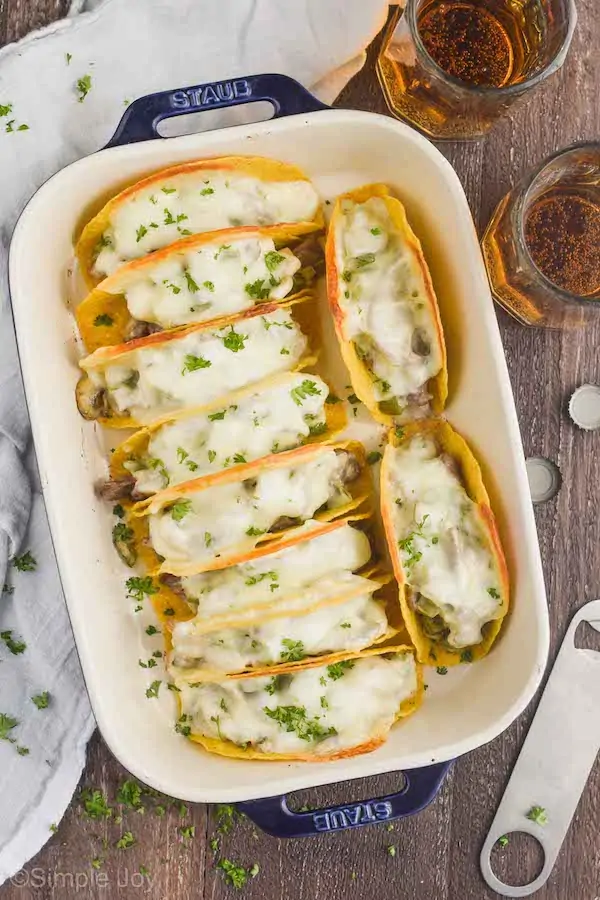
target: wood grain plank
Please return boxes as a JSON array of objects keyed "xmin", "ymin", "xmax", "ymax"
[{"xmin": 1, "ymin": 1, "xmax": 600, "ymax": 899}]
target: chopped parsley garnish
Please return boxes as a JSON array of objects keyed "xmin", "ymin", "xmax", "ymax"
[
  {"xmin": 1, "ymin": 630, "xmax": 26, "ymax": 655},
  {"xmin": 488, "ymin": 587, "xmax": 501, "ymax": 599},
  {"xmin": 526, "ymin": 805, "xmax": 548, "ymax": 826},
  {"xmin": 65, "ymin": 53, "xmax": 72, "ymax": 65},
  {"xmin": 170, "ymin": 499, "xmax": 192, "ymax": 522},
  {"xmin": 264, "ymin": 675, "xmax": 283, "ymax": 695},
  {"xmin": 146, "ymin": 625, "xmax": 160, "ymax": 636},
  {"xmin": 460, "ymin": 649, "xmax": 473, "ymax": 663},
  {"xmin": 341, "ymin": 271, "xmax": 352, "ymax": 283},
  {"xmin": 280, "ymin": 347, "xmax": 290, "ymax": 355},
  {"xmin": 214, "ymin": 244, "xmax": 231, "ymax": 260},
  {"xmin": 370, "ymin": 227, "xmax": 382, "ymax": 235},
  {"xmin": 200, "ymin": 187, "xmax": 214, "ymax": 196},
  {"xmin": 175, "ymin": 714, "xmax": 192, "ymax": 737},
  {"xmin": 245, "ymin": 279, "xmax": 271, "ymax": 300},
  {"xmin": 498, "ymin": 835, "xmax": 509, "ymax": 847},
  {"xmin": 116, "ymin": 831, "xmax": 135, "ymax": 849},
  {"xmin": 76, "ymin": 74, "xmax": 92, "ymax": 102},
  {"xmin": 145, "ymin": 681, "xmax": 161, "ymax": 699},
  {"xmin": 204, "ymin": 532, "xmax": 213, "ymax": 548},
  {"xmin": 232, "ymin": 453, "xmax": 246, "ymax": 464},
  {"xmin": 347, "ymin": 393, "xmax": 360, "ymax": 405},
  {"xmin": 245, "ymin": 570, "xmax": 278, "ymax": 587},
  {"xmin": 326, "ymin": 393, "xmax": 341, "ymax": 404},
  {"xmin": 163, "ymin": 208, "xmax": 175, "ymax": 225},
  {"xmin": 31, "ymin": 692, "xmax": 50, "ymax": 709},
  {"xmin": 280, "ymin": 638, "xmax": 305, "ymax": 663},
  {"xmin": 125, "ymin": 576, "xmax": 158, "ymax": 604},
  {"xmin": 182, "ymin": 354, "xmax": 211, "ymax": 374},
  {"xmin": 113, "ymin": 522, "xmax": 134, "ymax": 543},
  {"xmin": 162, "ymin": 187, "xmax": 177, "ymax": 194},
  {"xmin": 398, "ymin": 515, "xmax": 429, "ymax": 571},
  {"xmin": 135, "ymin": 224, "xmax": 148, "ymax": 243},
  {"xmin": 0, "ymin": 713, "xmax": 19, "ymax": 743},
  {"xmin": 203, "ymin": 280, "xmax": 215, "ymax": 292},
  {"xmin": 207, "ymin": 449, "xmax": 217, "ymax": 463},
  {"xmin": 80, "ymin": 789, "xmax": 112, "ymax": 819},
  {"xmin": 246, "ymin": 526, "xmax": 265, "ymax": 537},
  {"xmin": 164, "ymin": 280, "xmax": 181, "ymax": 294},
  {"xmin": 436, "ymin": 666, "xmax": 448, "ymax": 675},
  {"xmin": 320, "ymin": 696, "xmax": 329, "ymax": 709},
  {"xmin": 340, "ymin": 622, "xmax": 351, "ymax": 629},
  {"xmin": 94, "ymin": 313, "xmax": 113, "ymax": 326},
  {"xmin": 177, "ymin": 447, "xmax": 189, "ymax": 463},
  {"xmin": 113, "ymin": 503, "xmax": 125, "ymax": 518},
  {"xmin": 367, "ymin": 451, "xmax": 382, "ymax": 465},
  {"xmin": 355, "ymin": 252, "xmax": 376, "ymax": 268},
  {"xmin": 290, "ymin": 380, "xmax": 321, "ymax": 406},
  {"xmin": 395, "ymin": 426, "xmax": 405, "ymax": 440},
  {"xmin": 184, "ymin": 270, "xmax": 199, "ymax": 292},
  {"xmin": 208, "ymin": 410, "xmax": 226, "ymax": 421},
  {"xmin": 0, "ymin": 103, "xmax": 12, "ymax": 117},
  {"xmin": 163, "ymin": 607, "xmax": 175, "ymax": 617},
  {"xmin": 308, "ymin": 420, "xmax": 327, "ymax": 436},
  {"xmin": 263, "ymin": 705, "xmax": 336, "ymax": 742},
  {"xmin": 221, "ymin": 327, "xmax": 248, "ymax": 352},
  {"xmin": 264, "ymin": 251, "xmax": 286, "ymax": 272},
  {"xmin": 16, "ymin": 745, "xmax": 29, "ymax": 756},
  {"xmin": 326, "ymin": 660, "xmax": 355, "ymax": 680},
  {"xmin": 13, "ymin": 551, "xmax": 37, "ymax": 572}
]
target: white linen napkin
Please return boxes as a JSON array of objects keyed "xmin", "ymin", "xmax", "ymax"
[{"xmin": 0, "ymin": 0, "xmax": 388, "ymax": 884}]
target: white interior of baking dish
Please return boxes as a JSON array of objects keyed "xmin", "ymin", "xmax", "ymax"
[{"xmin": 9, "ymin": 109, "xmax": 549, "ymax": 802}]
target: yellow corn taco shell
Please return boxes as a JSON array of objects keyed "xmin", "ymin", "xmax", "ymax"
[
  {"xmin": 108, "ymin": 370, "xmax": 346, "ymax": 491},
  {"xmin": 380, "ymin": 419, "xmax": 509, "ymax": 667},
  {"xmin": 76, "ymin": 223, "xmax": 323, "ymax": 353},
  {"xmin": 131, "ymin": 440, "xmax": 372, "ymax": 576},
  {"xmin": 76, "ymin": 156, "xmax": 324, "ymax": 288},
  {"xmin": 325, "ymin": 183, "xmax": 447, "ymax": 425},
  {"xmin": 76, "ymin": 294, "xmax": 318, "ymax": 429},
  {"xmin": 168, "ymin": 567, "xmax": 403, "ymax": 682},
  {"xmin": 177, "ymin": 644, "xmax": 423, "ymax": 762}
]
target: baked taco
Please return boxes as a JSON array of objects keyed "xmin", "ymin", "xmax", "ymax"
[
  {"xmin": 175, "ymin": 645, "xmax": 422, "ymax": 761},
  {"xmin": 380, "ymin": 420, "xmax": 509, "ymax": 666},
  {"xmin": 156, "ymin": 515, "xmax": 373, "ymax": 620},
  {"xmin": 168, "ymin": 569, "xmax": 402, "ymax": 680},
  {"xmin": 76, "ymin": 155, "xmax": 323, "ymax": 287},
  {"xmin": 326, "ymin": 183, "xmax": 447, "ymax": 424},
  {"xmin": 131, "ymin": 441, "xmax": 372, "ymax": 576},
  {"xmin": 76, "ymin": 296, "xmax": 315, "ymax": 428},
  {"xmin": 76, "ymin": 224, "xmax": 323, "ymax": 353},
  {"xmin": 97, "ymin": 372, "xmax": 345, "ymax": 503}
]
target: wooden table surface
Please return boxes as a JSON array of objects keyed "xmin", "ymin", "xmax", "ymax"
[{"xmin": 2, "ymin": 3, "xmax": 600, "ymax": 899}]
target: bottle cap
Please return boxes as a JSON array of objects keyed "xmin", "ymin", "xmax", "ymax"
[
  {"xmin": 569, "ymin": 384, "xmax": 600, "ymax": 431},
  {"xmin": 526, "ymin": 457, "xmax": 562, "ymax": 504}
]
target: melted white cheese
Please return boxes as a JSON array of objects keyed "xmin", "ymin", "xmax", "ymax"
[
  {"xmin": 127, "ymin": 374, "xmax": 329, "ymax": 495},
  {"xmin": 149, "ymin": 449, "xmax": 356, "ymax": 568},
  {"xmin": 180, "ymin": 521, "xmax": 372, "ymax": 618},
  {"xmin": 335, "ymin": 196, "xmax": 442, "ymax": 413},
  {"xmin": 93, "ymin": 173, "xmax": 319, "ymax": 276},
  {"xmin": 88, "ymin": 307, "xmax": 306, "ymax": 422},
  {"xmin": 170, "ymin": 573, "xmax": 387, "ymax": 674},
  {"xmin": 387, "ymin": 436, "xmax": 503, "ymax": 648},
  {"xmin": 178, "ymin": 652, "xmax": 416, "ymax": 755},
  {"xmin": 115, "ymin": 236, "xmax": 300, "ymax": 329}
]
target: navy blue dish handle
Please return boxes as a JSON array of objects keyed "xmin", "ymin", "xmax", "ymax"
[
  {"xmin": 105, "ymin": 73, "xmax": 330, "ymax": 148},
  {"xmin": 237, "ymin": 762, "xmax": 452, "ymax": 838}
]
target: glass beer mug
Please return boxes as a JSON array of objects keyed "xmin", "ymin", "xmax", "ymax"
[{"xmin": 376, "ymin": 0, "xmax": 577, "ymax": 139}]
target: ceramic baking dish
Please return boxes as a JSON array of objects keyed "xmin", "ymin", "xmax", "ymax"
[{"xmin": 9, "ymin": 74, "xmax": 549, "ymax": 833}]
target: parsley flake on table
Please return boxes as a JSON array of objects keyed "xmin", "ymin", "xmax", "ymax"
[
  {"xmin": 117, "ymin": 780, "xmax": 143, "ymax": 808},
  {"xmin": 498, "ymin": 835, "xmax": 509, "ymax": 847},
  {"xmin": 1, "ymin": 630, "xmax": 26, "ymax": 655},
  {"xmin": 217, "ymin": 859, "xmax": 252, "ymax": 889},
  {"xmin": 290, "ymin": 380, "xmax": 321, "ymax": 406},
  {"xmin": 526, "ymin": 805, "xmax": 548, "ymax": 826},
  {"xmin": 116, "ymin": 831, "xmax": 135, "ymax": 850},
  {"xmin": 12, "ymin": 550, "xmax": 37, "ymax": 572},
  {"xmin": 31, "ymin": 692, "xmax": 50, "ymax": 710},
  {"xmin": 179, "ymin": 825, "xmax": 196, "ymax": 841},
  {"xmin": 387, "ymin": 845, "xmax": 396, "ymax": 857},
  {"xmin": 80, "ymin": 788, "xmax": 112, "ymax": 819},
  {"xmin": 76, "ymin": 74, "xmax": 92, "ymax": 103}
]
